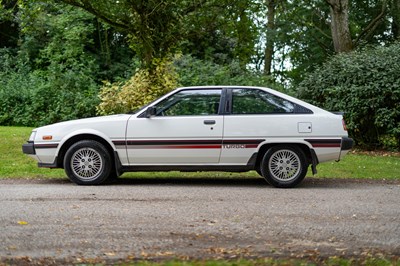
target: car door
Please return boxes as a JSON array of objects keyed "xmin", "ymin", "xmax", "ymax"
[
  {"xmin": 126, "ymin": 89, "xmax": 223, "ymax": 164},
  {"xmin": 220, "ymin": 88, "xmax": 298, "ymax": 164}
]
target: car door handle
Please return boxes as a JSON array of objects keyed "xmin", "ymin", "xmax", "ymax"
[{"xmin": 204, "ymin": 120, "xmax": 216, "ymax": 125}]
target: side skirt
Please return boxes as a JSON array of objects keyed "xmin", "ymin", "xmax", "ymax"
[
  {"xmin": 117, "ymin": 153, "xmax": 258, "ymax": 174},
  {"xmin": 119, "ymin": 165, "xmax": 254, "ymax": 173}
]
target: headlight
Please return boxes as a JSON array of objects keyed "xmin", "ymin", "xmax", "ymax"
[{"xmin": 28, "ymin": 131, "xmax": 37, "ymax": 142}]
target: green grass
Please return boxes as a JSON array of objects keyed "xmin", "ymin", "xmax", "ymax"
[
  {"xmin": 0, "ymin": 126, "xmax": 65, "ymax": 178},
  {"xmin": 307, "ymin": 152, "xmax": 400, "ymax": 180},
  {"xmin": 126, "ymin": 257, "xmax": 400, "ymax": 266},
  {"xmin": 1, "ymin": 126, "xmax": 399, "ymax": 180}
]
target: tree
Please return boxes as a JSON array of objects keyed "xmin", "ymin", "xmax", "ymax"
[
  {"xmin": 0, "ymin": 0, "xmax": 19, "ymax": 48},
  {"xmin": 180, "ymin": 0, "xmax": 260, "ymax": 68},
  {"xmin": 325, "ymin": 0, "xmax": 353, "ymax": 52},
  {"xmin": 264, "ymin": 0, "xmax": 276, "ymax": 75},
  {"xmin": 59, "ymin": 0, "xmax": 196, "ymax": 68},
  {"xmin": 265, "ymin": 0, "xmax": 398, "ymax": 86},
  {"xmin": 392, "ymin": 0, "xmax": 400, "ymax": 39},
  {"xmin": 0, "ymin": 1, "xmax": 136, "ymax": 126}
]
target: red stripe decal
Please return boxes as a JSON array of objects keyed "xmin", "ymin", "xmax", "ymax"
[
  {"xmin": 311, "ymin": 143, "xmax": 341, "ymax": 148},
  {"xmin": 128, "ymin": 145, "xmax": 222, "ymax": 149},
  {"xmin": 245, "ymin": 144, "xmax": 260, "ymax": 148},
  {"xmin": 166, "ymin": 145, "xmax": 222, "ymax": 149},
  {"xmin": 305, "ymin": 139, "xmax": 341, "ymax": 148},
  {"xmin": 117, "ymin": 139, "xmax": 265, "ymax": 149}
]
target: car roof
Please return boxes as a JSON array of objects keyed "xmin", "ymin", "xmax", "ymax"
[{"xmin": 178, "ymin": 85, "xmax": 266, "ymax": 90}]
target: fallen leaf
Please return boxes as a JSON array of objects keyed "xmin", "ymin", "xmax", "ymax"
[{"xmin": 17, "ymin": 221, "xmax": 28, "ymax": 225}]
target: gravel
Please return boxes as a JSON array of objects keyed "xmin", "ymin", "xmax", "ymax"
[{"xmin": 0, "ymin": 177, "xmax": 399, "ymax": 263}]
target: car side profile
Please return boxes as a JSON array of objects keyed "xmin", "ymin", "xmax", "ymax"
[{"xmin": 22, "ymin": 86, "xmax": 353, "ymax": 188}]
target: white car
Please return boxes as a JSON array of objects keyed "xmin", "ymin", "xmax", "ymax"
[{"xmin": 23, "ymin": 86, "xmax": 353, "ymax": 188}]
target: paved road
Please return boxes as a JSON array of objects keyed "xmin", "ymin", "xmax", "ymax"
[{"xmin": 0, "ymin": 177, "xmax": 399, "ymax": 263}]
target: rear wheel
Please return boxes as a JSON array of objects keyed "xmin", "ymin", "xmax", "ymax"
[
  {"xmin": 260, "ymin": 145, "xmax": 308, "ymax": 188},
  {"xmin": 64, "ymin": 140, "xmax": 112, "ymax": 185}
]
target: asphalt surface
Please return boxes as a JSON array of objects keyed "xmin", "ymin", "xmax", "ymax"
[{"xmin": 0, "ymin": 177, "xmax": 399, "ymax": 263}]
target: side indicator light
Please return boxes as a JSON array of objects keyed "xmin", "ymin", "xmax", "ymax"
[{"xmin": 42, "ymin": 135, "xmax": 53, "ymax": 140}]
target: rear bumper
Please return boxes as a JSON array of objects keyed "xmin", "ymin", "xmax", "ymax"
[
  {"xmin": 341, "ymin": 137, "xmax": 354, "ymax": 151},
  {"xmin": 22, "ymin": 142, "xmax": 36, "ymax": 155}
]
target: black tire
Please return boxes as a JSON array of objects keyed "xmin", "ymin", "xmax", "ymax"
[
  {"xmin": 260, "ymin": 145, "xmax": 308, "ymax": 188},
  {"xmin": 64, "ymin": 140, "xmax": 112, "ymax": 185}
]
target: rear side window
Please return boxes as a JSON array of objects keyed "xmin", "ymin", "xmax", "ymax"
[{"xmin": 232, "ymin": 89, "xmax": 295, "ymax": 114}]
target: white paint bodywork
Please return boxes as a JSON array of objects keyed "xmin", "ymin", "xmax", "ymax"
[{"xmin": 26, "ymin": 86, "xmax": 351, "ymax": 170}]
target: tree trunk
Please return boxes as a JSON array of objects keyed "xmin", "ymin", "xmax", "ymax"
[
  {"xmin": 392, "ymin": 0, "xmax": 400, "ymax": 39},
  {"xmin": 264, "ymin": 0, "xmax": 276, "ymax": 76},
  {"xmin": 326, "ymin": 0, "xmax": 353, "ymax": 53}
]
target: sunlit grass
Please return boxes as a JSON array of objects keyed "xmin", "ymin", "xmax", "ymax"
[
  {"xmin": 1, "ymin": 126, "xmax": 399, "ymax": 180},
  {"xmin": 0, "ymin": 126, "xmax": 65, "ymax": 178},
  {"xmin": 307, "ymin": 152, "xmax": 400, "ymax": 180}
]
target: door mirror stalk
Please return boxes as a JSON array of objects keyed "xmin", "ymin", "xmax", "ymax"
[{"xmin": 145, "ymin": 106, "xmax": 157, "ymax": 118}]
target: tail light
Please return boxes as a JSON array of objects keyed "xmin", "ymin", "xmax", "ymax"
[{"xmin": 342, "ymin": 119, "xmax": 348, "ymax": 131}]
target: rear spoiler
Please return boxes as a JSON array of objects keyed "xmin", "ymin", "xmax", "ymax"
[{"xmin": 331, "ymin": 112, "xmax": 344, "ymax": 115}]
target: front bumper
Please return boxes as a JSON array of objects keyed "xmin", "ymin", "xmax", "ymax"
[
  {"xmin": 22, "ymin": 142, "xmax": 36, "ymax": 155},
  {"xmin": 341, "ymin": 137, "xmax": 354, "ymax": 151}
]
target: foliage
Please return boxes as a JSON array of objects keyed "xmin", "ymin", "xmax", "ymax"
[
  {"xmin": 0, "ymin": 2, "xmax": 104, "ymax": 127},
  {"xmin": 174, "ymin": 55, "xmax": 278, "ymax": 89},
  {"xmin": 60, "ymin": 0, "xmax": 263, "ymax": 105},
  {"xmin": 97, "ymin": 59, "xmax": 179, "ymax": 115},
  {"xmin": 59, "ymin": 0, "xmax": 262, "ymax": 69},
  {"xmin": 271, "ymin": 0, "xmax": 399, "ymax": 85},
  {"xmin": 0, "ymin": 0, "xmax": 19, "ymax": 48},
  {"xmin": 180, "ymin": 0, "xmax": 261, "ymax": 68},
  {"xmin": 0, "ymin": 49, "xmax": 99, "ymax": 127},
  {"xmin": 60, "ymin": 0, "xmax": 191, "ymax": 67},
  {"xmin": 298, "ymin": 42, "xmax": 400, "ymax": 150},
  {"xmin": 16, "ymin": 1, "xmax": 134, "ymax": 82}
]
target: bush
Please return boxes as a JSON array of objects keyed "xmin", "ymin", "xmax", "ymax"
[
  {"xmin": 298, "ymin": 43, "xmax": 400, "ymax": 150},
  {"xmin": 97, "ymin": 59, "xmax": 179, "ymax": 115},
  {"xmin": 0, "ymin": 49, "xmax": 99, "ymax": 127}
]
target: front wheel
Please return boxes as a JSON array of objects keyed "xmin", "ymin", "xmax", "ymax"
[
  {"xmin": 64, "ymin": 140, "xmax": 112, "ymax": 185},
  {"xmin": 260, "ymin": 145, "xmax": 308, "ymax": 188}
]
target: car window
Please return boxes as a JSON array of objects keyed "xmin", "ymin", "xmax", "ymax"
[
  {"xmin": 155, "ymin": 89, "xmax": 221, "ymax": 116},
  {"xmin": 232, "ymin": 89, "xmax": 294, "ymax": 114}
]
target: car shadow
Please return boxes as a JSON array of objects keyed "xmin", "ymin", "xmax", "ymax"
[
  {"xmin": 109, "ymin": 176, "xmax": 379, "ymax": 189},
  {"xmin": 35, "ymin": 176, "xmax": 380, "ymax": 189},
  {"xmin": 111, "ymin": 176, "xmax": 269, "ymax": 187}
]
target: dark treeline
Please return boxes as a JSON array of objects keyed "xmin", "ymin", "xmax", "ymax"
[{"xmin": 0, "ymin": 0, "xmax": 399, "ymax": 149}]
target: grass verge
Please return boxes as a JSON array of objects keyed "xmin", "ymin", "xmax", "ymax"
[{"xmin": 1, "ymin": 126, "xmax": 399, "ymax": 180}]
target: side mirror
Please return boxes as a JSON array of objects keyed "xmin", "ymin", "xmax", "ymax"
[{"xmin": 145, "ymin": 106, "xmax": 156, "ymax": 118}]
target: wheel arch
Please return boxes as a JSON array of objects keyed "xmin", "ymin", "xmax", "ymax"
[
  {"xmin": 56, "ymin": 133, "xmax": 117, "ymax": 169},
  {"xmin": 255, "ymin": 142, "xmax": 315, "ymax": 171}
]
